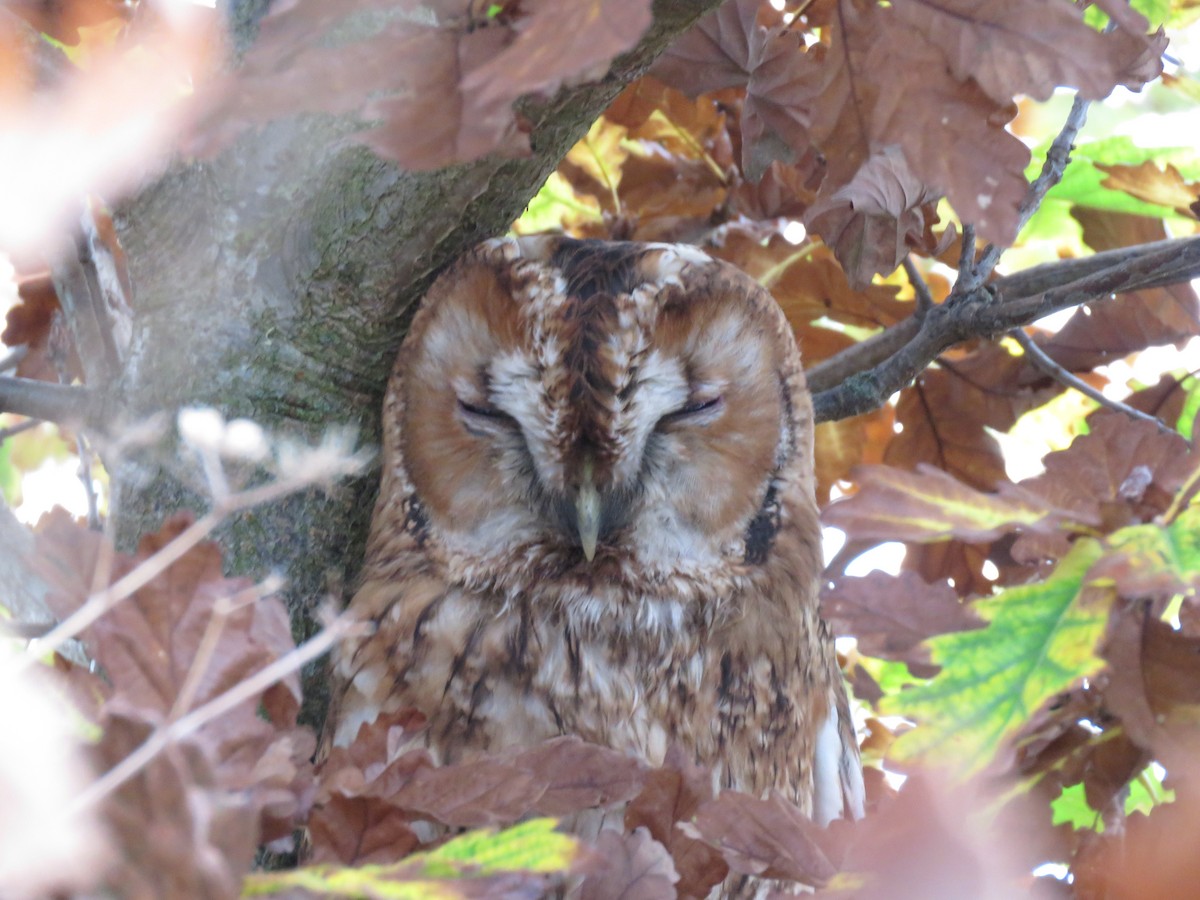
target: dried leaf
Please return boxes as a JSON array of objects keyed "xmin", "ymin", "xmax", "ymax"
[
  {"xmin": 811, "ymin": 3, "xmax": 1029, "ymax": 244},
  {"xmin": 1046, "ymin": 210, "xmax": 1200, "ymax": 368},
  {"xmin": 625, "ymin": 747, "xmax": 728, "ymax": 898},
  {"xmin": 34, "ymin": 512, "xmax": 316, "ymax": 877},
  {"xmin": 709, "ymin": 231, "xmax": 908, "ymax": 331},
  {"xmin": 1073, "ymin": 770, "xmax": 1200, "ymax": 900},
  {"xmin": 651, "ymin": 0, "xmax": 760, "ymax": 97},
  {"xmin": 95, "ymin": 712, "xmax": 258, "ymax": 899},
  {"xmin": 579, "ymin": 828, "xmax": 679, "ymax": 900},
  {"xmin": 824, "ymin": 463, "xmax": 1089, "ymax": 544},
  {"xmin": 510, "ymin": 736, "xmax": 646, "ymax": 815},
  {"xmin": 389, "ymin": 759, "xmax": 540, "ymax": 828},
  {"xmin": 39, "ymin": 512, "xmax": 300, "ymax": 722},
  {"xmin": 883, "ymin": 540, "xmax": 1113, "ymax": 775},
  {"xmin": 831, "ymin": 775, "xmax": 1038, "ymax": 899},
  {"xmin": 653, "ymin": 0, "xmax": 820, "ymax": 178},
  {"xmin": 463, "ymin": 0, "xmax": 654, "ymax": 109},
  {"xmin": 1098, "ymin": 162, "xmax": 1200, "ymax": 216},
  {"xmin": 806, "ymin": 145, "xmax": 940, "ymax": 288},
  {"xmin": 1013, "ymin": 414, "xmax": 1194, "ymax": 562},
  {"xmin": 1102, "ymin": 604, "xmax": 1200, "ymax": 769},
  {"xmin": 684, "ymin": 790, "xmax": 835, "ymax": 886},
  {"xmin": 820, "ymin": 571, "xmax": 983, "ymax": 676},
  {"xmin": 886, "ymin": 344, "xmax": 1054, "ymax": 490},
  {"xmin": 306, "ymin": 794, "xmax": 421, "ymax": 865},
  {"xmin": 814, "ymin": 407, "xmax": 894, "ymax": 506},
  {"xmin": 891, "ymin": 0, "xmax": 1153, "ymax": 105}
]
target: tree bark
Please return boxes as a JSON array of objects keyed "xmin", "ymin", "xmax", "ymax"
[{"xmin": 108, "ymin": 0, "xmax": 723, "ymax": 726}]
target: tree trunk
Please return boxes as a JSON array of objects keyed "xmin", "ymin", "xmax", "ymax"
[{"xmin": 109, "ymin": 0, "xmax": 723, "ymax": 726}]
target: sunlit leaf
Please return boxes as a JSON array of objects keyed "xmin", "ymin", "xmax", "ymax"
[
  {"xmin": 883, "ymin": 539, "xmax": 1110, "ymax": 775},
  {"xmin": 1174, "ymin": 374, "xmax": 1200, "ymax": 439},
  {"xmin": 513, "ymin": 172, "xmax": 604, "ymax": 236},
  {"xmin": 1038, "ymin": 135, "xmax": 1200, "ymax": 221},
  {"xmin": 823, "ymin": 463, "xmax": 1092, "ymax": 544},
  {"xmin": 243, "ymin": 818, "xmax": 581, "ymax": 897},
  {"xmin": 1091, "ymin": 505, "xmax": 1200, "ymax": 598},
  {"xmin": 1053, "ymin": 782, "xmax": 1102, "ymax": 832}
]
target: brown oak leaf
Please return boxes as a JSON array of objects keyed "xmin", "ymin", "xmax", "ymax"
[
  {"xmin": 820, "ymin": 571, "xmax": 983, "ymax": 676},
  {"xmin": 683, "ymin": 790, "xmax": 835, "ymax": 886},
  {"xmin": 625, "ymin": 746, "xmax": 728, "ymax": 898},
  {"xmin": 579, "ymin": 828, "xmax": 679, "ymax": 900}
]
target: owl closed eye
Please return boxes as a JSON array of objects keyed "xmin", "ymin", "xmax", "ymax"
[{"xmin": 331, "ymin": 236, "xmax": 863, "ymax": 881}]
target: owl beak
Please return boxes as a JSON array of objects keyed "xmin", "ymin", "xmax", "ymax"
[{"xmin": 576, "ymin": 455, "xmax": 601, "ymax": 562}]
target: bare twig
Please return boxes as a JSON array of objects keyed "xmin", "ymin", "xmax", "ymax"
[
  {"xmin": 972, "ymin": 94, "xmax": 1091, "ymax": 284},
  {"xmin": 0, "ymin": 417, "xmax": 41, "ymax": 443},
  {"xmin": 809, "ymin": 235, "xmax": 1200, "ymax": 397},
  {"xmin": 1010, "ymin": 328, "xmax": 1172, "ymax": 434},
  {"xmin": 903, "ymin": 256, "xmax": 935, "ymax": 319},
  {"xmin": 168, "ymin": 575, "xmax": 284, "ymax": 721},
  {"xmin": 957, "ymin": 224, "xmax": 977, "ymax": 286},
  {"xmin": 812, "ymin": 94, "xmax": 1096, "ymax": 408},
  {"xmin": 76, "ymin": 435, "xmax": 101, "ymax": 530},
  {"xmin": 0, "ymin": 375, "xmax": 94, "ymax": 425},
  {"xmin": 0, "ymin": 345, "xmax": 27, "ymax": 373},
  {"xmin": 72, "ymin": 615, "xmax": 366, "ymax": 813},
  {"xmin": 28, "ymin": 444, "xmax": 366, "ymax": 663},
  {"xmin": 806, "ymin": 318, "xmax": 919, "ymax": 394}
]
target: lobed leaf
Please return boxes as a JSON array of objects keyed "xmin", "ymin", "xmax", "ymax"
[
  {"xmin": 821, "ymin": 571, "xmax": 984, "ymax": 677},
  {"xmin": 682, "ymin": 790, "xmax": 835, "ymax": 886},
  {"xmin": 823, "ymin": 463, "xmax": 1089, "ymax": 544},
  {"xmin": 247, "ymin": 819, "xmax": 581, "ymax": 898},
  {"xmin": 883, "ymin": 539, "xmax": 1111, "ymax": 775},
  {"xmin": 579, "ymin": 828, "xmax": 679, "ymax": 900}
]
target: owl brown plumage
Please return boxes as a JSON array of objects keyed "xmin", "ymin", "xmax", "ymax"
[{"xmin": 332, "ymin": 237, "xmax": 863, "ymax": 842}]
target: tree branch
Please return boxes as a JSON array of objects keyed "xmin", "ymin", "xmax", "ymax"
[
  {"xmin": 0, "ymin": 376, "xmax": 95, "ymax": 425},
  {"xmin": 810, "ymin": 82, "xmax": 1185, "ymax": 423},
  {"xmin": 1009, "ymin": 328, "xmax": 1172, "ymax": 433},
  {"xmin": 903, "ymin": 256, "xmax": 934, "ymax": 318},
  {"xmin": 811, "ymin": 233, "xmax": 1200, "ymax": 422}
]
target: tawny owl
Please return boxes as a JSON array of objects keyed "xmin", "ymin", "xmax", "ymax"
[{"xmin": 331, "ymin": 236, "xmax": 864, "ymax": 833}]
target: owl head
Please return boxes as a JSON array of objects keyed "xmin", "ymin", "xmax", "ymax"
[{"xmin": 368, "ymin": 236, "xmax": 819, "ymax": 601}]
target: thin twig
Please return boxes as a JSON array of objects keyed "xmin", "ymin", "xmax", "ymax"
[
  {"xmin": 1010, "ymin": 328, "xmax": 1172, "ymax": 434},
  {"xmin": 76, "ymin": 435, "xmax": 101, "ymax": 530},
  {"xmin": 961, "ymin": 93, "xmax": 1091, "ymax": 292},
  {"xmin": 957, "ymin": 224, "xmax": 976, "ymax": 287},
  {"xmin": 168, "ymin": 576, "xmax": 284, "ymax": 721},
  {"xmin": 27, "ymin": 458, "xmax": 361, "ymax": 664},
  {"xmin": 806, "ymin": 317, "xmax": 919, "ymax": 394},
  {"xmin": 0, "ymin": 418, "xmax": 41, "ymax": 443},
  {"xmin": 808, "ymin": 237, "xmax": 1185, "ymax": 396},
  {"xmin": 71, "ymin": 615, "xmax": 365, "ymax": 812},
  {"xmin": 0, "ymin": 345, "xmax": 27, "ymax": 373},
  {"xmin": 903, "ymin": 256, "xmax": 935, "ymax": 319}
]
